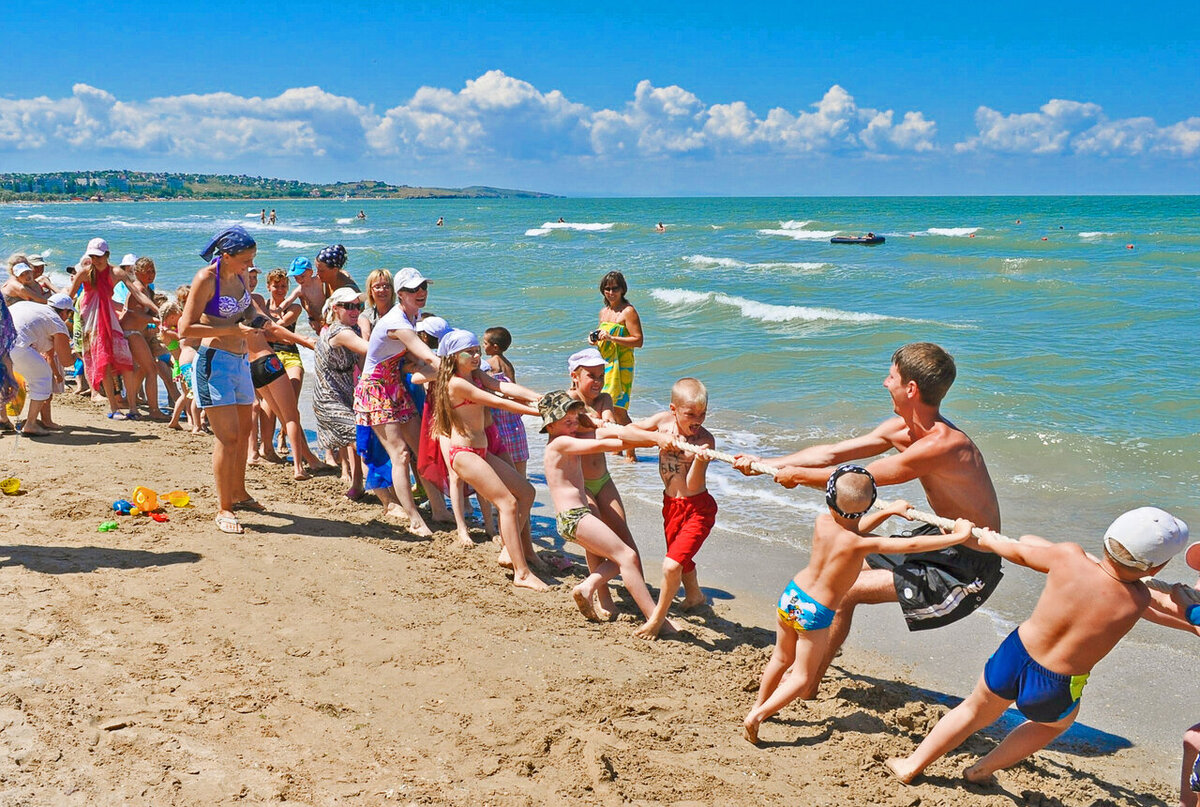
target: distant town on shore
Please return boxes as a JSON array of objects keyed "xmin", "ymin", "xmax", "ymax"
[{"xmin": 0, "ymin": 171, "xmax": 556, "ymax": 202}]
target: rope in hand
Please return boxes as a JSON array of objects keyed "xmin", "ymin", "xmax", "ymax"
[{"xmin": 669, "ymin": 440, "xmax": 1174, "ymax": 594}]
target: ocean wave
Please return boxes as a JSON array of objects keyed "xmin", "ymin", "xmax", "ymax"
[
  {"xmin": 683, "ymin": 255, "xmax": 828, "ymax": 271},
  {"xmin": 778, "ymin": 220, "xmax": 811, "ymax": 230},
  {"xmin": 926, "ymin": 227, "xmax": 980, "ymax": 237},
  {"xmin": 1079, "ymin": 231, "xmax": 1115, "ymax": 238},
  {"xmin": 525, "ymin": 228, "xmax": 551, "ymax": 237},
  {"xmin": 338, "ymin": 227, "xmax": 369, "ymax": 235},
  {"xmin": 15, "ymin": 213, "xmax": 52, "ymax": 221},
  {"xmin": 244, "ymin": 213, "xmax": 261, "ymax": 218},
  {"xmin": 276, "ymin": 239, "xmax": 320, "ymax": 249},
  {"xmin": 757, "ymin": 228, "xmax": 841, "ymax": 241},
  {"xmin": 532, "ymin": 221, "xmax": 616, "ymax": 232},
  {"xmin": 650, "ymin": 287, "xmax": 925, "ymax": 325},
  {"xmin": 335, "ymin": 217, "xmax": 355, "ymax": 224}
]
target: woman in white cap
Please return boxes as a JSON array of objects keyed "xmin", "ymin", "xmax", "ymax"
[
  {"xmin": 66, "ymin": 238, "xmax": 142, "ymax": 419},
  {"xmin": 354, "ymin": 267, "xmax": 447, "ymax": 534},
  {"xmin": 430, "ymin": 329, "xmax": 546, "ymax": 588},
  {"xmin": 2, "ymin": 254, "xmax": 51, "ymax": 305},
  {"xmin": 6, "ymin": 295, "xmax": 75, "ymax": 434},
  {"xmin": 315, "ymin": 287, "xmax": 369, "ymax": 498}
]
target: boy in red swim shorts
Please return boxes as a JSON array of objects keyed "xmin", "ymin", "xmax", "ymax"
[{"xmin": 632, "ymin": 378, "xmax": 718, "ymax": 640}]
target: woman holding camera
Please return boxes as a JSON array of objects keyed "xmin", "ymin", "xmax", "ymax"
[{"xmin": 591, "ymin": 270, "xmax": 643, "ymax": 461}]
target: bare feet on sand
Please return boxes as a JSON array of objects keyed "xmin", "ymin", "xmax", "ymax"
[
  {"xmin": 512, "ymin": 570, "xmax": 550, "ymax": 592},
  {"xmin": 681, "ymin": 593, "xmax": 708, "ymax": 611},
  {"xmin": 457, "ymin": 528, "xmax": 474, "ymax": 548},
  {"xmin": 572, "ymin": 584, "xmax": 600, "ymax": 621},
  {"xmin": 963, "ymin": 763, "xmax": 997, "ymax": 786},
  {"xmin": 633, "ymin": 618, "xmax": 680, "ymax": 640},
  {"xmin": 884, "ymin": 757, "xmax": 918, "ymax": 784},
  {"xmin": 525, "ymin": 552, "xmax": 551, "ymax": 574},
  {"xmin": 497, "ymin": 546, "xmax": 514, "ymax": 569},
  {"xmin": 742, "ymin": 717, "xmax": 761, "ymax": 745}
]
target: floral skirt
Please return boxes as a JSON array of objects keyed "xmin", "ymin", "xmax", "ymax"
[{"xmin": 353, "ymin": 355, "xmax": 416, "ymax": 427}]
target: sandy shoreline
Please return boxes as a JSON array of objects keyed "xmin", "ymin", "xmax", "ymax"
[{"xmin": 0, "ymin": 394, "xmax": 1179, "ymax": 805}]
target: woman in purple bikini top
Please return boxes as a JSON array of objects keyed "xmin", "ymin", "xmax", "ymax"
[{"xmin": 203, "ymin": 262, "xmax": 253, "ymax": 320}]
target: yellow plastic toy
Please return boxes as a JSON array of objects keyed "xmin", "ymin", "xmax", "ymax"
[
  {"xmin": 4, "ymin": 374, "xmax": 26, "ymax": 418},
  {"xmin": 132, "ymin": 486, "xmax": 158, "ymax": 512},
  {"xmin": 163, "ymin": 490, "xmax": 190, "ymax": 507},
  {"xmin": 0, "ymin": 477, "xmax": 20, "ymax": 495}
]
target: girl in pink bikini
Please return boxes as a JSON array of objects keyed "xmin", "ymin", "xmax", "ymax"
[{"xmin": 429, "ymin": 329, "xmax": 548, "ymax": 591}]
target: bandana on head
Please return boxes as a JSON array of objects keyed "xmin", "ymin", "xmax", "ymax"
[
  {"xmin": 317, "ymin": 244, "xmax": 347, "ymax": 268},
  {"xmin": 825, "ymin": 464, "xmax": 877, "ymax": 520},
  {"xmin": 200, "ymin": 226, "xmax": 256, "ymax": 261}
]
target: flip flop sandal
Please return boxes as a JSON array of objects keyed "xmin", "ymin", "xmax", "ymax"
[
  {"xmin": 215, "ymin": 514, "xmax": 243, "ymax": 534},
  {"xmin": 233, "ymin": 498, "xmax": 266, "ymax": 512}
]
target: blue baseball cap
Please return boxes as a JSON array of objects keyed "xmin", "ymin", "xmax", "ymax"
[{"xmin": 288, "ymin": 257, "xmax": 313, "ymax": 277}]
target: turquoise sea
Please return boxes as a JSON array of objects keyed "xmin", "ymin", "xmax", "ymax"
[{"xmin": 4, "ymin": 196, "xmax": 1198, "ymax": 756}]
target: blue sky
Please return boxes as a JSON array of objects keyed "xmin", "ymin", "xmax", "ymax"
[{"xmin": 2, "ymin": 1, "xmax": 1197, "ymax": 195}]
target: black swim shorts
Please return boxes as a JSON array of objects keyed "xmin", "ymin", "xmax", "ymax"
[
  {"xmin": 866, "ymin": 522, "xmax": 1003, "ymax": 632},
  {"xmin": 250, "ymin": 353, "xmax": 286, "ymax": 390}
]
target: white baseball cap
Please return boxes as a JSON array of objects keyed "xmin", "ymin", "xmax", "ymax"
[
  {"xmin": 1104, "ymin": 507, "xmax": 1189, "ymax": 570},
  {"xmin": 47, "ymin": 293, "xmax": 74, "ymax": 311},
  {"xmin": 568, "ymin": 347, "xmax": 605, "ymax": 371},
  {"xmin": 85, "ymin": 238, "xmax": 110, "ymax": 256},
  {"xmin": 120, "ymin": 253, "xmax": 137, "ymax": 267},
  {"xmin": 11, "ymin": 262, "xmax": 32, "ymax": 277},
  {"xmin": 415, "ymin": 316, "xmax": 451, "ymax": 340},
  {"xmin": 393, "ymin": 267, "xmax": 430, "ymax": 292},
  {"xmin": 327, "ymin": 287, "xmax": 363, "ymax": 307}
]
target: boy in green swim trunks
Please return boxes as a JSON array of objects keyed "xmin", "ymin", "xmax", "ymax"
[
  {"xmin": 539, "ymin": 390, "xmax": 673, "ymax": 631},
  {"xmin": 744, "ymin": 465, "xmax": 972, "ymax": 744},
  {"xmin": 567, "ymin": 347, "xmax": 641, "ymax": 619}
]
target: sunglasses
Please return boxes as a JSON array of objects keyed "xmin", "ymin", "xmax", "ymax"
[
  {"xmin": 602, "ymin": 286, "xmax": 621, "ymax": 292},
  {"xmin": 402, "ymin": 282, "xmax": 430, "ymax": 293},
  {"xmin": 338, "ymin": 302, "xmax": 364, "ymax": 311}
]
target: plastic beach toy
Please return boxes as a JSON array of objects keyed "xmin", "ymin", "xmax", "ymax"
[
  {"xmin": 98, "ymin": 520, "xmax": 119, "ymax": 532},
  {"xmin": 113, "ymin": 499, "xmax": 134, "ymax": 514},
  {"xmin": 132, "ymin": 486, "xmax": 158, "ymax": 512},
  {"xmin": 4, "ymin": 374, "xmax": 25, "ymax": 418},
  {"xmin": 150, "ymin": 512, "xmax": 170, "ymax": 523},
  {"xmin": 0, "ymin": 477, "xmax": 20, "ymax": 495},
  {"xmin": 163, "ymin": 490, "xmax": 190, "ymax": 508}
]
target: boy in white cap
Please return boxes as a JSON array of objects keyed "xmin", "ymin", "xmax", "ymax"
[
  {"xmin": 887, "ymin": 506, "xmax": 1191, "ymax": 786},
  {"xmin": 565, "ymin": 347, "xmax": 640, "ymax": 619}
]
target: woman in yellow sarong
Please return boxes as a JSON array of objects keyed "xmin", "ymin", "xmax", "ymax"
[{"xmin": 592, "ymin": 271, "xmax": 643, "ymax": 461}]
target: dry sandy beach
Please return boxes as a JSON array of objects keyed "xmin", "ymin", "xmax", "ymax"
[{"xmin": 0, "ymin": 395, "xmax": 1178, "ymax": 805}]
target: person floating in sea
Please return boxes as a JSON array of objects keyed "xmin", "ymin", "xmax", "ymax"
[
  {"xmin": 733, "ymin": 342, "xmax": 1003, "ymax": 693},
  {"xmin": 743, "ymin": 466, "xmax": 972, "ymax": 742},
  {"xmin": 631, "ymin": 378, "xmax": 718, "ymax": 640},
  {"xmin": 436, "ymin": 216, "xmax": 444, "ymax": 227},
  {"xmin": 356, "ymin": 210, "xmax": 366, "ymax": 220},
  {"xmin": 655, "ymin": 222, "xmax": 665, "ymax": 233},
  {"xmin": 558, "ymin": 217, "xmax": 565, "ymax": 223},
  {"xmin": 887, "ymin": 507, "xmax": 1190, "ymax": 786}
]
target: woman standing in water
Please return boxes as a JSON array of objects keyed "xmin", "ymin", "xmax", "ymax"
[{"xmin": 591, "ymin": 270, "xmax": 643, "ymax": 461}]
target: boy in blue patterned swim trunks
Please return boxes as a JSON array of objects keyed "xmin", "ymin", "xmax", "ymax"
[
  {"xmin": 888, "ymin": 507, "xmax": 1190, "ymax": 787},
  {"xmin": 744, "ymin": 465, "xmax": 974, "ymax": 743}
]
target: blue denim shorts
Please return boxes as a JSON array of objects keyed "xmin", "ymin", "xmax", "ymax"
[{"xmin": 193, "ymin": 346, "xmax": 254, "ymax": 409}]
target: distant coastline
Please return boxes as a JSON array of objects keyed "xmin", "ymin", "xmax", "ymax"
[{"xmin": 0, "ymin": 170, "xmax": 556, "ymax": 203}]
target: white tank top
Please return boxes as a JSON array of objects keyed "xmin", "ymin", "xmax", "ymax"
[{"xmin": 361, "ymin": 306, "xmax": 415, "ymax": 378}]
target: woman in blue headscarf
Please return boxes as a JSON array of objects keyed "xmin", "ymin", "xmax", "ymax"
[{"xmin": 180, "ymin": 226, "xmax": 262, "ymax": 534}]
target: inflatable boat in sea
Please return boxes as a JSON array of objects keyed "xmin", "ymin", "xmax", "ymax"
[{"xmin": 830, "ymin": 234, "xmax": 885, "ymax": 245}]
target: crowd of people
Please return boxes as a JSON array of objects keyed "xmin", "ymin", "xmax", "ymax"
[{"xmin": 1, "ymin": 225, "xmax": 1198, "ymax": 800}]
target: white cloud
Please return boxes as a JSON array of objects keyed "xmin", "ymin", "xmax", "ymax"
[
  {"xmin": 3, "ymin": 75, "xmax": 1193, "ymax": 170},
  {"xmin": 0, "ymin": 73, "xmax": 938, "ymax": 165},
  {"xmin": 956, "ymin": 99, "xmax": 1199, "ymax": 157}
]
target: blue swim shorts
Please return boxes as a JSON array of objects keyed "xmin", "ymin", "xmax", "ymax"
[
  {"xmin": 193, "ymin": 346, "xmax": 254, "ymax": 409},
  {"xmin": 777, "ymin": 580, "xmax": 835, "ymax": 632},
  {"xmin": 984, "ymin": 628, "xmax": 1088, "ymax": 723}
]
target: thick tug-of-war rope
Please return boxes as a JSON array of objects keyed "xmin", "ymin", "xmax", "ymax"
[{"xmin": 670, "ymin": 441, "xmax": 1174, "ymax": 594}]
